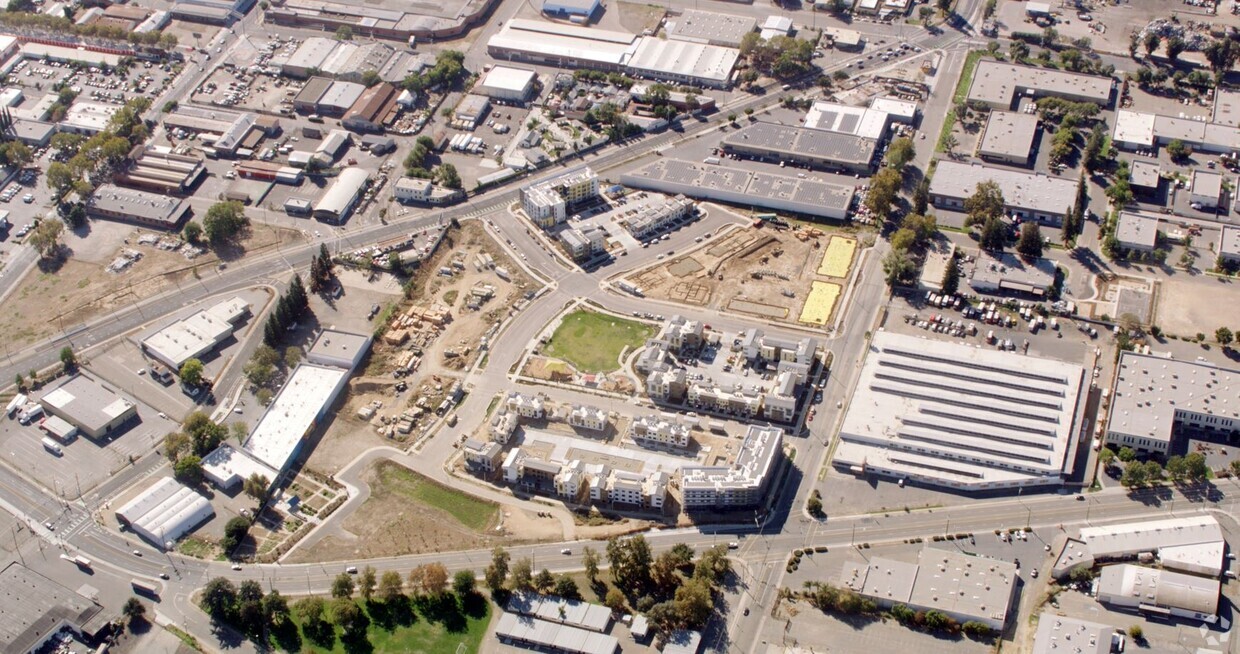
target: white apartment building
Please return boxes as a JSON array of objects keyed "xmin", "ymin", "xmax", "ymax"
[
  {"xmin": 490, "ymin": 411, "xmax": 518, "ymax": 443},
  {"xmin": 506, "ymin": 391, "xmax": 545, "ymax": 419},
  {"xmin": 680, "ymin": 425, "xmax": 783, "ymax": 509},
  {"xmin": 520, "ymin": 167, "xmax": 600, "ymax": 228},
  {"xmin": 629, "ymin": 413, "xmax": 692, "ymax": 449},
  {"xmin": 568, "ymin": 404, "xmax": 608, "ymax": 432}
]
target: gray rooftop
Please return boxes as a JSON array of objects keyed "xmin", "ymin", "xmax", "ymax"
[
  {"xmin": 681, "ymin": 425, "xmax": 781, "ymax": 492},
  {"xmin": 1114, "ymin": 211, "xmax": 1159, "ymax": 249},
  {"xmin": 620, "ymin": 158, "xmax": 855, "ymax": 218},
  {"xmin": 1107, "ymin": 351, "xmax": 1240, "ymax": 446},
  {"xmin": 39, "ymin": 375, "xmax": 135, "ymax": 434},
  {"xmin": 930, "ymin": 160, "xmax": 1078, "ymax": 215},
  {"xmin": 723, "ymin": 121, "xmax": 877, "ymax": 167},
  {"xmin": 1031, "ymin": 614, "xmax": 1112, "ymax": 654},
  {"xmin": 666, "ymin": 9, "xmax": 757, "ymax": 46},
  {"xmin": 1214, "ymin": 88, "xmax": 1240, "ymax": 127},
  {"xmin": 87, "ymin": 185, "xmax": 189, "ymax": 226},
  {"xmin": 1191, "ymin": 169, "xmax": 1223, "ymax": 199},
  {"xmin": 318, "ymin": 80, "xmax": 366, "ymax": 111},
  {"xmin": 978, "ymin": 111, "xmax": 1038, "ymax": 159},
  {"xmin": 0, "ymin": 563, "xmax": 107, "ymax": 654},
  {"xmin": 1129, "ymin": 160, "xmax": 1161, "ymax": 189},
  {"xmin": 1098, "ymin": 565, "xmax": 1219, "ymax": 616},
  {"xmin": 969, "ymin": 251, "xmax": 1058, "ymax": 293},
  {"xmin": 967, "ymin": 59, "xmax": 1113, "ymax": 108},
  {"xmin": 308, "ymin": 329, "xmax": 371, "ymax": 367},
  {"xmin": 842, "ymin": 549, "xmax": 1017, "ymax": 626},
  {"xmin": 1220, "ymin": 225, "xmax": 1240, "ymax": 258}
]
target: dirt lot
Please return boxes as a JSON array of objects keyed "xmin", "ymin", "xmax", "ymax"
[
  {"xmin": 625, "ymin": 222, "xmax": 859, "ymax": 327},
  {"xmin": 0, "ymin": 222, "xmax": 301, "ymax": 346},
  {"xmin": 617, "ymin": 2, "xmax": 667, "ymax": 36}
]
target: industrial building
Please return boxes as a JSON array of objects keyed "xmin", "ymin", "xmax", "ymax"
[
  {"xmin": 1105, "ymin": 351, "xmax": 1239, "ymax": 455},
  {"xmin": 86, "ymin": 185, "xmax": 190, "ymax": 230},
  {"xmin": 1130, "ymin": 160, "xmax": 1162, "ymax": 196},
  {"xmin": 307, "ymin": 329, "xmax": 373, "ymax": 371},
  {"xmin": 1031, "ymin": 615, "xmax": 1114, "ymax": 654},
  {"xmin": 342, "ymin": 82, "xmax": 399, "ymax": 133},
  {"xmin": 968, "ymin": 252, "xmax": 1058, "ymax": 296},
  {"xmin": 966, "ymin": 60, "xmax": 1114, "ymax": 110},
  {"xmin": 494, "ymin": 613, "xmax": 618, "ymax": 654},
  {"xmin": 115, "ymin": 476, "xmax": 215, "ymax": 548},
  {"xmin": 393, "ymin": 177, "xmax": 463, "ymax": 205},
  {"xmin": 541, "ymin": 0, "xmax": 599, "ymax": 19},
  {"xmin": 929, "ymin": 160, "xmax": 1078, "ymax": 225},
  {"xmin": 833, "ymin": 331, "xmax": 1087, "ymax": 490},
  {"xmin": 760, "ymin": 15, "xmax": 794, "ymax": 40},
  {"xmin": 477, "ymin": 66, "xmax": 537, "ymax": 102},
  {"xmin": 141, "ymin": 297, "xmax": 251, "ymax": 370},
  {"xmin": 60, "ymin": 102, "xmax": 119, "ymax": 135},
  {"xmin": 0, "ymin": 563, "xmax": 111, "ymax": 654},
  {"xmin": 236, "ymin": 161, "xmax": 304, "ymax": 185},
  {"xmin": 1097, "ymin": 565, "xmax": 1219, "ymax": 621},
  {"xmin": 201, "ymin": 444, "xmax": 279, "ymax": 491},
  {"xmin": 117, "ymin": 147, "xmax": 206, "ymax": 195},
  {"xmin": 722, "ymin": 122, "xmax": 878, "ymax": 174},
  {"xmin": 1114, "ymin": 212, "xmax": 1160, "ymax": 253},
  {"xmin": 38, "ymin": 375, "xmax": 137, "ymax": 439},
  {"xmin": 1218, "ymin": 226, "xmax": 1240, "ymax": 265},
  {"xmin": 625, "ymin": 37, "xmax": 739, "ymax": 89},
  {"xmin": 264, "ymin": 0, "xmax": 500, "ymax": 41},
  {"xmin": 1058, "ymin": 516, "xmax": 1228, "ymax": 578},
  {"xmin": 1112, "ymin": 106, "xmax": 1240, "ymax": 154},
  {"xmin": 666, "ymin": 9, "xmax": 757, "ymax": 47},
  {"xmin": 977, "ymin": 111, "xmax": 1039, "ymax": 166},
  {"xmin": 453, "ymin": 94, "xmax": 492, "ymax": 129},
  {"xmin": 823, "ymin": 27, "xmax": 863, "ymax": 50},
  {"xmin": 841, "ymin": 548, "xmax": 1018, "ymax": 630},
  {"xmin": 1190, "ymin": 169, "xmax": 1223, "ymax": 209},
  {"xmin": 313, "ymin": 167, "xmax": 370, "ymax": 222},
  {"xmin": 520, "ymin": 167, "xmax": 599, "ymax": 227},
  {"xmin": 621, "ymin": 159, "xmax": 855, "ymax": 221},
  {"xmin": 242, "ymin": 364, "xmax": 350, "ymax": 476},
  {"xmin": 680, "ymin": 425, "xmax": 783, "ymax": 509}
]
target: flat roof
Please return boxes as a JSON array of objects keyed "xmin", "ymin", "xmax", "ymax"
[
  {"xmin": 202, "ymin": 443, "xmax": 278, "ymax": 487},
  {"xmin": 286, "ymin": 36, "xmax": 338, "ymax": 72},
  {"xmin": 0, "ymin": 563, "xmax": 106, "ymax": 654},
  {"xmin": 1130, "ymin": 160, "xmax": 1160, "ymax": 189},
  {"xmin": 1032, "ymin": 614, "xmax": 1112, "ymax": 654},
  {"xmin": 967, "ymin": 59, "xmax": 1113, "ymax": 108},
  {"xmin": 842, "ymin": 549, "xmax": 1017, "ymax": 626},
  {"xmin": 1080, "ymin": 516, "xmax": 1221, "ymax": 557},
  {"xmin": 1220, "ymin": 225, "xmax": 1240, "ymax": 258},
  {"xmin": 666, "ymin": 9, "xmax": 756, "ymax": 46},
  {"xmin": 804, "ymin": 101, "xmax": 891, "ymax": 140},
  {"xmin": 979, "ymin": 111, "xmax": 1038, "ymax": 159},
  {"xmin": 87, "ymin": 185, "xmax": 189, "ymax": 227},
  {"xmin": 320, "ymin": 81, "xmax": 366, "ymax": 111},
  {"xmin": 1098, "ymin": 565, "xmax": 1219, "ymax": 616},
  {"xmin": 63, "ymin": 101, "xmax": 119, "ymax": 132},
  {"xmin": 142, "ymin": 298, "xmax": 247, "ymax": 368},
  {"xmin": 681, "ymin": 425, "xmax": 782, "ymax": 492},
  {"xmin": 1213, "ymin": 88, "xmax": 1240, "ymax": 127},
  {"xmin": 723, "ymin": 121, "xmax": 877, "ymax": 167},
  {"xmin": 1115, "ymin": 212, "xmax": 1159, "ymax": 249},
  {"xmin": 970, "ymin": 251, "xmax": 1057, "ymax": 292},
  {"xmin": 307, "ymin": 329, "xmax": 371, "ymax": 367},
  {"xmin": 626, "ymin": 37, "xmax": 739, "ymax": 85},
  {"xmin": 930, "ymin": 160, "xmax": 1078, "ymax": 215},
  {"xmin": 295, "ymin": 76, "xmax": 333, "ymax": 105},
  {"xmin": 1107, "ymin": 351, "xmax": 1240, "ymax": 446},
  {"xmin": 1191, "ymin": 169, "xmax": 1223, "ymax": 198},
  {"xmin": 835, "ymin": 331, "xmax": 1084, "ymax": 488},
  {"xmin": 243, "ymin": 364, "xmax": 346, "ymax": 471},
  {"xmin": 39, "ymin": 375, "xmax": 135, "ymax": 434},
  {"xmin": 480, "ymin": 65, "xmax": 536, "ymax": 93},
  {"xmin": 1113, "ymin": 109, "xmax": 1156, "ymax": 147}
]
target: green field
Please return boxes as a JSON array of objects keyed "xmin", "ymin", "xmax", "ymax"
[
  {"xmin": 543, "ymin": 310, "xmax": 655, "ymax": 373},
  {"xmin": 953, "ymin": 50, "xmax": 986, "ymax": 104},
  {"xmin": 376, "ymin": 461, "xmax": 498, "ymax": 532},
  {"xmin": 281, "ymin": 595, "xmax": 491, "ymax": 654}
]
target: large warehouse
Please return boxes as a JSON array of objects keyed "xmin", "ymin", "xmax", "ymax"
[
  {"xmin": 722, "ymin": 122, "xmax": 878, "ymax": 174},
  {"xmin": 929, "ymin": 160, "xmax": 1079, "ymax": 226},
  {"xmin": 313, "ymin": 167, "xmax": 370, "ymax": 222},
  {"xmin": 39, "ymin": 375, "xmax": 137, "ymax": 439},
  {"xmin": 666, "ymin": 9, "xmax": 756, "ymax": 48},
  {"xmin": 1066, "ymin": 516, "xmax": 1226, "ymax": 578},
  {"xmin": 1105, "ymin": 351, "xmax": 1239, "ymax": 455},
  {"xmin": 242, "ymin": 363, "xmax": 350, "ymax": 475},
  {"xmin": 977, "ymin": 111, "xmax": 1039, "ymax": 166},
  {"xmin": 620, "ymin": 158, "xmax": 856, "ymax": 220},
  {"xmin": 1097, "ymin": 565, "xmax": 1219, "ymax": 621},
  {"xmin": 625, "ymin": 37, "xmax": 739, "ymax": 89},
  {"xmin": 0, "ymin": 563, "xmax": 111, "ymax": 654},
  {"xmin": 833, "ymin": 331, "xmax": 1088, "ymax": 491},
  {"xmin": 115, "ymin": 476, "xmax": 215, "ymax": 548}
]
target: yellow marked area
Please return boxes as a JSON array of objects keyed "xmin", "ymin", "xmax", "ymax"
[
  {"xmin": 799, "ymin": 281, "xmax": 841, "ymax": 325},
  {"xmin": 816, "ymin": 236, "xmax": 857, "ymax": 278}
]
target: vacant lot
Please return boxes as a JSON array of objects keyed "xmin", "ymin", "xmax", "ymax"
[
  {"xmin": 817, "ymin": 236, "xmax": 857, "ymax": 278},
  {"xmin": 543, "ymin": 310, "xmax": 654, "ymax": 373},
  {"xmin": 288, "ymin": 461, "xmax": 503, "ymax": 561},
  {"xmin": 800, "ymin": 281, "xmax": 841, "ymax": 326}
]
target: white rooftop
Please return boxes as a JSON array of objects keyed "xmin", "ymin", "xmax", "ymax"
[
  {"xmin": 1113, "ymin": 109, "xmax": 1156, "ymax": 147},
  {"xmin": 930, "ymin": 160, "xmax": 1079, "ymax": 215},
  {"xmin": 1107, "ymin": 351, "xmax": 1240, "ymax": 446},
  {"xmin": 1031, "ymin": 614, "xmax": 1112, "ymax": 654},
  {"xmin": 142, "ymin": 298, "xmax": 249, "ymax": 369},
  {"xmin": 201, "ymin": 444, "xmax": 278, "ymax": 488},
  {"xmin": 1114, "ymin": 212, "xmax": 1159, "ymax": 249},
  {"xmin": 978, "ymin": 111, "xmax": 1039, "ymax": 159},
  {"xmin": 242, "ymin": 364, "xmax": 346, "ymax": 471},
  {"xmin": 114, "ymin": 476, "xmax": 212, "ymax": 547},
  {"xmin": 625, "ymin": 37, "xmax": 739, "ymax": 85},
  {"xmin": 967, "ymin": 59, "xmax": 1113, "ymax": 108},
  {"xmin": 1098, "ymin": 565, "xmax": 1219, "ymax": 616},
  {"xmin": 480, "ymin": 65, "xmax": 536, "ymax": 92}
]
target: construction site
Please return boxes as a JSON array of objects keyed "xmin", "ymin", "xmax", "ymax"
[{"xmin": 621, "ymin": 221, "xmax": 863, "ymax": 328}]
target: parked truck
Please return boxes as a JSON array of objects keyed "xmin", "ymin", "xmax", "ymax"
[{"xmin": 615, "ymin": 280, "xmax": 644, "ymax": 297}]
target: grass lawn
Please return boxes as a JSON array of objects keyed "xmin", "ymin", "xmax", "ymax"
[
  {"xmin": 543, "ymin": 310, "xmax": 655, "ymax": 373},
  {"xmin": 375, "ymin": 461, "xmax": 498, "ymax": 532},
  {"xmin": 277, "ymin": 594, "xmax": 491, "ymax": 654},
  {"xmin": 953, "ymin": 50, "xmax": 986, "ymax": 104}
]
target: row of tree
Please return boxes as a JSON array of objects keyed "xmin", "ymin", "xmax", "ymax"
[
  {"xmin": 308, "ymin": 243, "xmax": 336, "ymax": 294},
  {"xmin": 263, "ymin": 275, "xmax": 310, "ymax": 349}
]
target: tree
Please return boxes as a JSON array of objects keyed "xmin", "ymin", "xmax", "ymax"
[
  {"xmin": 1144, "ymin": 33, "xmax": 1161, "ymax": 57},
  {"xmin": 379, "ymin": 570, "xmax": 404, "ymax": 602},
  {"xmin": 694, "ymin": 545, "xmax": 732, "ymax": 584},
  {"xmin": 1167, "ymin": 139, "xmax": 1191, "ymax": 163},
  {"xmin": 964, "ymin": 181, "xmax": 1004, "ymax": 228},
  {"xmin": 332, "ymin": 572, "xmax": 355, "ymax": 598},
  {"xmin": 1010, "ymin": 41, "xmax": 1031, "ymax": 62},
  {"xmin": 201, "ymin": 577, "xmax": 238, "ymax": 619},
  {"xmin": 360, "ymin": 69, "xmax": 381, "ymax": 87},
  {"xmin": 980, "ymin": 217, "xmax": 1008, "ymax": 252},
  {"xmin": 1166, "ymin": 455, "xmax": 1187, "ymax": 481},
  {"xmin": 262, "ymin": 589, "xmax": 290, "ymax": 627},
  {"xmin": 1217, "ymin": 327, "xmax": 1234, "ymax": 347},
  {"xmin": 553, "ymin": 575, "xmax": 580, "ymax": 600},
  {"xmin": 807, "ymin": 494, "xmax": 824, "ymax": 517},
  {"xmin": 1165, "ymin": 36, "xmax": 1186, "ymax": 63},
  {"xmin": 173, "ymin": 455, "xmax": 203, "ymax": 485},
  {"xmin": 179, "ymin": 358, "xmax": 205, "ymax": 386},
  {"xmin": 28, "ymin": 219, "xmax": 65, "ymax": 260},
  {"xmin": 1231, "ymin": 459, "xmax": 1240, "ymax": 477},
  {"xmin": 123, "ymin": 597, "xmax": 146, "ymax": 625},
  {"xmin": 485, "ymin": 546, "xmax": 510, "ymax": 593},
  {"xmin": 936, "ymin": 0, "xmax": 950, "ymax": 13},
  {"xmin": 332, "ymin": 599, "xmax": 366, "ymax": 640},
  {"xmin": 942, "ymin": 133, "xmax": 959, "ymax": 155},
  {"xmin": 59, "ymin": 346, "xmax": 76, "ymax": 370},
  {"xmin": 912, "ymin": 178, "xmax": 930, "ymax": 216},
  {"xmin": 534, "ymin": 568, "xmax": 555, "ymax": 594},
  {"xmin": 864, "ymin": 167, "xmax": 903, "ymax": 223},
  {"xmin": 885, "ymin": 137, "xmax": 916, "ymax": 171},
  {"xmin": 582, "ymin": 546, "xmax": 600, "ymax": 583},
  {"xmin": 673, "ymin": 578, "xmax": 713, "ymax": 628},
  {"xmin": 651, "ymin": 552, "xmax": 680, "ymax": 593},
  {"xmin": 182, "ymin": 221, "xmax": 203, "ymax": 244},
  {"xmin": 358, "ymin": 566, "xmax": 376, "ymax": 601},
  {"xmin": 1017, "ymin": 222, "xmax": 1044, "ymax": 259},
  {"xmin": 510, "ymin": 556, "xmax": 534, "ymax": 591},
  {"xmin": 606, "ymin": 535, "xmax": 653, "ymax": 592},
  {"xmin": 1184, "ymin": 451, "xmax": 1209, "ymax": 481},
  {"xmin": 453, "ymin": 569, "xmax": 477, "ymax": 598},
  {"xmin": 669, "ymin": 543, "xmax": 695, "ymax": 569},
  {"xmin": 203, "ymin": 201, "xmax": 250, "ymax": 245},
  {"xmin": 335, "ymin": 25, "xmax": 353, "ymax": 40},
  {"xmin": 1121, "ymin": 462, "xmax": 1148, "ymax": 488},
  {"xmin": 436, "ymin": 163, "xmax": 462, "ymax": 189},
  {"xmin": 222, "ymin": 516, "xmax": 251, "ymax": 554},
  {"xmin": 284, "ymin": 346, "xmax": 302, "ymax": 368},
  {"xmin": 1128, "ymin": 624, "xmax": 1144, "ymax": 640},
  {"xmin": 411, "ymin": 562, "xmax": 449, "ymax": 596},
  {"xmin": 1118, "ymin": 446, "xmax": 1137, "ymax": 462},
  {"xmin": 883, "ymin": 249, "xmax": 916, "ymax": 288},
  {"xmin": 1099, "ymin": 447, "xmax": 1116, "ymax": 467},
  {"xmin": 604, "ymin": 587, "xmax": 626, "ymax": 613},
  {"xmin": 891, "ymin": 227, "xmax": 917, "ymax": 252},
  {"xmin": 243, "ymin": 473, "xmax": 270, "ymax": 503}
]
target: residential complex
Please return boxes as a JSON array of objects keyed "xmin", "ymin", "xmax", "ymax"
[
  {"xmin": 680, "ymin": 425, "xmax": 783, "ymax": 509},
  {"xmin": 520, "ymin": 167, "xmax": 600, "ymax": 227}
]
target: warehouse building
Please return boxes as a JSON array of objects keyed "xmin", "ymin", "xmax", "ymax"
[
  {"xmin": 236, "ymin": 161, "xmax": 304, "ymax": 185},
  {"xmin": 117, "ymin": 147, "xmax": 206, "ymax": 195},
  {"xmin": 1114, "ymin": 211, "xmax": 1159, "ymax": 253},
  {"xmin": 841, "ymin": 548, "xmax": 1018, "ymax": 630},
  {"xmin": 1190, "ymin": 169, "xmax": 1223, "ymax": 209},
  {"xmin": 666, "ymin": 9, "xmax": 757, "ymax": 48},
  {"xmin": 680, "ymin": 425, "xmax": 782, "ymax": 509},
  {"xmin": 834, "ymin": 331, "xmax": 1086, "ymax": 491},
  {"xmin": 60, "ymin": 102, "xmax": 119, "ymax": 135},
  {"xmin": 307, "ymin": 329, "xmax": 372, "ymax": 371},
  {"xmin": 977, "ymin": 111, "xmax": 1039, "ymax": 166},
  {"xmin": 38, "ymin": 375, "xmax": 137, "ymax": 439},
  {"xmin": 542, "ymin": 0, "xmax": 599, "ymax": 19},
  {"xmin": 1130, "ymin": 160, "xmax": 1162, "ymax": 196},
  {"xmin": 336, "ymin": 43, "xmax": 397, "ymax": 84},
  {"xmin": 0, "ymin": 563, "xmax": 111, "ymax": 654},
  {"xmin": 341, "ymin": 82, "xmax": 399, "ymax": 133},
  {"xmin": 1112, "ymin": 108, "xmax": 1240, "ymax": 154},
  {"xmin": 86, "ymin": 185, "xmax": 191, "ymax": 230},
  {"xmin": 1218, "ymin": 226, "xmax": 1240, "ymax": 265},
  {"xmin": 1031, "ymin": 615, "xmax": 1114, "ymax": 654},
  {"xmin": 313, "ymin": 167, "xmax": 370, "ymax": 222},
  {"xmin": 621, "ymin": 159, "xmax": 856, "ymax": 221},
  {"xmin": 115, "ymin": 476, "xmax": 214, "ymax": 548},
  {"xmin": 282, "ymin": 37, "xmax": 340, "ymax": 78},
  {"xmin": 625, "ymin": 37, "xmax": 739, "ymax": 89},
  {"xmin": 315, "ymin": 81, "xmax": 368, "ymax": 117},
  {"xmin": 1105, "ymin": 351, "xmax": 1240, "ymax": 455},
  {"xmin": 201, "ymin": 444, "xmax": 278, "ymax": 491},
  {"xmin": 1097, "ymin": 565, "xmax": 1219, "ymax": 621},
  {"xmin": 760, "ymin": 15, "xmax": 793, "ymax": 40},
  {"xmin": 1064, "ymin": 516, "xmax": 1227, "ymax": 578},
  {"xmin": 476, "ymin": 65, "xmax": 537, "ymax": 103},
  {"xmin": 722, "ymin": 121, "xmax": 878, "ymax": 174},
  {"xmin": 242, "ymin": 364, "xmax": 349, "ymax": 475},
  {"xmin": 968, "ymin": 252, "xmax": 1058, "ymax": 296},
  {"xmin": 967, "ymin": 60, "xmax": 1114, "ymax": 110},
  {"xmin": 453, "ymin": 94, "xmax": 492, "ymax": 129},
  {"xmin": 488, "ymin": 19, "xmax": 635, "ymax": 71},
  {"xmin": 803, "ymin": 99, "xmax": 916, "ymax": 139},
  {"xmin": 929, "ymin": 160, "xmax": 1078, "ymax": 225},
  {"xmin": 823, "ymin": 27, "xmax": 863, "ymax": 50},
  {"xmin": 141, "ymin": 297, "xmax": 250, "ymax": 370}
]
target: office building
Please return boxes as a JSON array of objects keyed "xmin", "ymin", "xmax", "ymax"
[
  {"xmin": 833, "ymin": 331, "xmax": 1087, "ymax": 491},
  {"xmin": 38, "ymin": 375, "xmax": 137, "ymax": 439},
  {"xmin": 1129, "ymin": 160, "xmax": 1161, "ymax": 195},
  {"xmin": 929, "ymin": 161, "xmax": 1079, "ymax": 225},
  {"xmin": 1114, "ymin": 212, "xmax": 1159, "ymax": 253},
  {"xmin": 86, "ymin": 185, "xmax": 190, "ymax": 229},
  {"xmin": 1105, "ymin": 351, "xmax": 1240, "ymax": 455},
  {"xmin": 968, "ymin": 252, "xmax": 1058, "ymax": 296},
  {"xmin": 141, "ymin": 297, "xmax": 250, "ymax": 370},
  {"xmin": 966, "ymin": 60, "xmax": 1114, "ymax": 110},
  {"xmin": 680, "ymin": 425, "xmax": 782, "ymax": 509},
  {"xmin": 978, "ymin": 111, "xmax": 1039, "ymax": 165},
  {"xmin": 60, "ymin": 102, "xmax": 119, "ymax": 135},
  {"xmin": 722, "ymin": 122, "xmax": 878, "ymax": 174},
  {"xmin": 201, "ymin": 444, "xmax": 279, "ymax": 490},
  {"xmin": 115, "ymin": 476, "xmax": 215, "ymax": 548},
  {"xmin": 1097, "ymin": 565, "xmax": 1219, "ymax": 621}
]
